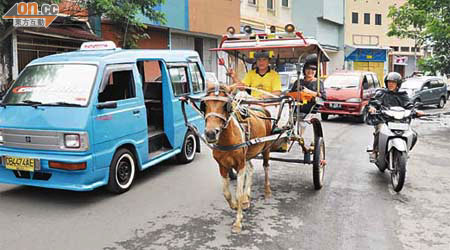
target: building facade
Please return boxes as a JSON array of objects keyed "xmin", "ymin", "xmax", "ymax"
[
  {"xmin": 128, "ymin": 0, "xmax": 240, "ymax": 77},
  {"xmin": 292, "ymin": 0, "xmax": 345, "ymax": 75},
  {"xmin": 240, "ymin": 0, "xmax": 293, "ymax": 33},
  {"xmin": 344, "ymin": 0, "xmax": 423, "ymax": 81}
]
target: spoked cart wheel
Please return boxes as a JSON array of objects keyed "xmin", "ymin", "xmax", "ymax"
[{"xmin": 311, "ymin": 119, "xmax": 326, "ymax": 190}]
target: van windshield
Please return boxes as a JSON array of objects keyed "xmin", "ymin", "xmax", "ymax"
[
  {"xmin": 324, "ymin": 75, "xmax": 360, "ymax": 89},
  {"xmin": 2, "ymin": 64, "xmax": 97, "ymax": 107}
]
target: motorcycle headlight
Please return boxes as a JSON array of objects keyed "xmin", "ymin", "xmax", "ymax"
[{"xmin": 346, "ymin": 98, "xmax": 361, "ymax": 103}]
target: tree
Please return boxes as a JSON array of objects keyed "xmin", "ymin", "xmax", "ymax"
[
  {"xmin": 1, "ymin": 0, "xmax": 166, "ymax": 48},
  {"xmin": 387, "ymin": 0, "xmax": 450, "ymax": 74}
]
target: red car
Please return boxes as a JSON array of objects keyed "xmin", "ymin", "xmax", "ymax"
[{"xmin": 319, "ymin": 71, "xmax": 381, "ymax": 122}]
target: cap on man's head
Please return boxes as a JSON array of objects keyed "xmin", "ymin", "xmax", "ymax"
[{"xmin": 254, "ymin": 51, "xmax": 272, "ymax": 60}]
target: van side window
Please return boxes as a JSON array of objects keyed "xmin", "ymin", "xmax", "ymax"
[
  {"xmin": 366, "ymin": 74, "xmax": 374, "ymax": 89},
  {"xmin": 137, "ymin": 60, "xmax": 163, "ymax": 100},
  {"xmin": 189, "ymin": 63, "xmax": 205, "ymax": 93},
  {"xmin": 423, "ymin": 82, "xmax": 431, "ymax": 89},
  {"xmin": 99, "ymin": 70, "xmax": 135, "ymax": 102},
  {"xmin": 169, "ymin": 67, "xmax": 190, "ymax": 96}
]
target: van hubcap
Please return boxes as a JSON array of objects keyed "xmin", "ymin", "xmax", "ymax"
[{"xmin": 117, "ymin": 160, "xmax": 131, "ymax": 184}]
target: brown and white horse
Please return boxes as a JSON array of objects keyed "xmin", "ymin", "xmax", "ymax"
[{"xmin": 202, "ymin": 84, "xmax": 273, "ymax": 233}]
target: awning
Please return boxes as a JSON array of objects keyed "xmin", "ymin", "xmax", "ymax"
[{"xmin": 345, "ymin": 45, "xmax": 390, "ymax": 62}]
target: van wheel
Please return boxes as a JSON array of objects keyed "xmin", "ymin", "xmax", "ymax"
[
  {"xmin": 321, "ymin": 113, "xmax": 329, "ymax": 121},
  {"xmin": 176, "ymin": 131, "xmax": 197, "ymax": 164},
  {"xmin": 357, "ymin": 107, "xmax": 368, "ymax": 123},
  {"xmin": 107, "ymin": 148, "xmax": 136, "ymax": 194},
  {"xmin": 437, "ymin": 97, "xmax": 446, "ymax": 108}
]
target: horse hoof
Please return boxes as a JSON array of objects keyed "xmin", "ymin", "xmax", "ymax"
[
  {"xmin": 264, "ymin": 191, "xmax": 272, "ymax": 200},
  {"xmin": 242, "ymin": 201, "xmax": 250, "ymax": 210},
  {"xmin": 232, "ymin": 224, "xmax": 242, "ymax": 233}
]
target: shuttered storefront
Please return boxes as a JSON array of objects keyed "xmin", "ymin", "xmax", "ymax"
[{"xmin": 354, "ymin": 61, "xmax": 385, "ymax": 86}]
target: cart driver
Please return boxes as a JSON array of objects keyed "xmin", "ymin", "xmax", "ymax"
[
  {"xmin": 227, "ymin": 51, "xmax": 289, "ymax": 151},
  {"xmin": 227, "ymin": 51, "xmax": 281, "ymax": 99}
]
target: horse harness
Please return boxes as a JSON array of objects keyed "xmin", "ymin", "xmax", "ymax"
[{"xmin": 181, "ymin": 85, "xmax": 290, "ymax": 151}]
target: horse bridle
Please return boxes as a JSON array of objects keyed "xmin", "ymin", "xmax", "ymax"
[{"xmin": 202, "ymin": 86, "xmax": 235, "ymax": 132}]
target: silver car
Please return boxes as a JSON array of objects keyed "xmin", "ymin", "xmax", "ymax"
[{"xmin": 400, "ymin": 76, "xmax": 447, "ymax": 108}]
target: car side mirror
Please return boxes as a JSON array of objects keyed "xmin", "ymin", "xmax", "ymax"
[{"xmin": 96, "ymin": 101, "xmax": 117, "ymax": 109}]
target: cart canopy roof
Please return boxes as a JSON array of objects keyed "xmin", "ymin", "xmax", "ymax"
[{"xmin": 210, "ymin": 33, "xmax": 330, "ymax": 63}]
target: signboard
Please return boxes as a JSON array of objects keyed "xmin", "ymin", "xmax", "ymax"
[{"xmin": 393, "ymin": 56, "xmax": 408, "ymax": 65}]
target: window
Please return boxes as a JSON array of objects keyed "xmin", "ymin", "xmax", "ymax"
[
  {"xmin": 364, "ymin": 75, "xmax": 374, "ymax": 89},
  {"xmin": 411, "ymin": 47, "xmax": 420, "ymax": 52},
  {"xmin": 282, "ymin": 0, "xmax": 289, "ymax": 7},
  {"xmin": 372, "ymin": 74, "xmax": 380, "ymax": 88},
  {"xmin": 248, "ymin": 0, "xmax": 256, "ymax": 5},
  {"xmin": 390, "ymin": 46, "xmax": 399, "ymax": 52},
  {"xmin": 400, "ymin": 47, "xmax": 410, "ymax": 52},
  {"xmin": 189, "ymin": 63, "xmax": 205, "ymax": 94},
  {"xmin": 375, "ymin": 14, "xmax": 382, "ymax": 25},
  {"xmin": 99, "ymin": 69, "xmax": 135, "ymax": 103},
  {"xmin": 169, "ymin": 66, "xmax": 190, "ymax": 96},
  {"xmin": 2, "ymin": 64, "xmax": 97, "ymax": 106},
  {"xmin": 267, "ymin": 0, "xmax": 274, "ymax": 10},
  {"xmin": 352, "ymin": 12, "xmax": 358, "ymax": 24},
  {"xmin": 364, "ymin": 13, "xmax": 370, "ymax": 24},
  {"xmin": 431, "ymin": 79, "xmax": 444, "ymax": 88}
]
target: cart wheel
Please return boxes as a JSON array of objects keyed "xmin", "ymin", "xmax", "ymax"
[{"xmin": 313, "ymin": 137, "xmax": 325, "ymax": 190}]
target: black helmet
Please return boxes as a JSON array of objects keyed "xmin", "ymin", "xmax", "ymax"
[
  {"xmin": 384, "ymin": 72, "xmax": 403, "ymax": 88},
  {"xmin": 303, "ymin": 54, "xmax": 318, "ymax": 74}
]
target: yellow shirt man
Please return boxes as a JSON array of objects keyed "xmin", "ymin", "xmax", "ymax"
[{"xmin": 242, "ymin": 68, "xmax": 282, "ymax": 99}]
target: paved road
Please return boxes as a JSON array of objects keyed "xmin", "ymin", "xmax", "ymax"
[{"xmin": 0, "ymin": 104, "xmax": 449, "ymax": 250}]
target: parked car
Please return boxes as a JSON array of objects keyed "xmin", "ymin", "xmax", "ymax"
[
  {"xmin": 319, "ymin": 71, "xmax": 381, "ymax": 122},
  {"xmin": 400, "ymin": 76, "xmax": 447, "ymax": 108},
  {"xmin": 445, "ymin": 74, "xmax": 450, "ymax": 100}
]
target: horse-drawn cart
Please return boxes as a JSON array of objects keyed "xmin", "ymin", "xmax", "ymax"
[{"xmin": 180, "ymin": 24, "xmax": 330, "ymax": 232}]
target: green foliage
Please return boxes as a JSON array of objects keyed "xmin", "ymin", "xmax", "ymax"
[
  {"xmin": 81, "ymin": 0, "xmax": 166, "ymax": 48},
  {"xmin": 388, "ymin": 0, "xmax": 450, "ymax": 74},
  {"xmin": 1, "ymin": 0, "xmax": 166, "ymax": 49}
]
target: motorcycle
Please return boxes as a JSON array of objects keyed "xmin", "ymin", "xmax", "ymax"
[{"xmin": 366, "ymin": 103, "xmax": 419, "ymax": 192}]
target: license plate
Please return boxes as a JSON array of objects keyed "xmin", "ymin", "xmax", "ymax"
[
  {"xmin": 4, "ymin": 156, "xmax": 35, "ymax": 172},
  {"xmin": 388, "ymin": 122, "xmax": 409, "ymax": 131},
  {"xmin": 329, "ymin": 103, "xmax": 342, "ymax": 109}
]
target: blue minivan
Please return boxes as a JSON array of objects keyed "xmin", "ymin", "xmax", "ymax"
[{"xmin": 0, "ymin": 41, "xmax": 205, "ymax": 193}]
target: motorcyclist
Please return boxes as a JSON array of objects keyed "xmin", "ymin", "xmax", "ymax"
[{"xmin": 367, "ymin": 72, "xmax": 423, "ymax": 160}]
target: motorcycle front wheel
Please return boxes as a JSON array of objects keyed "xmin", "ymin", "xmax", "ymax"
[{"xmin": 391, "ymin": 149, "xmax": 407, "ymax": 192}]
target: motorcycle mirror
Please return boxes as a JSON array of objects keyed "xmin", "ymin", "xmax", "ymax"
[{"xmin": 414, "ymin": 102, "xmax": 423, "ymax": 108}]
